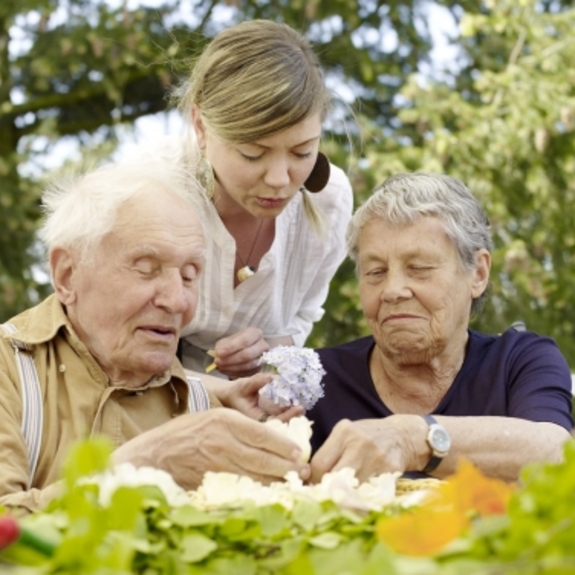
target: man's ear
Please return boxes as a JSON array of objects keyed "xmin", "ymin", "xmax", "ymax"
[
  {"xmin": 471, "ymin": 248, "xmax": 491, "ymax": 299},
  {"xmin": 50, "ymin": 247, "xmax": 78, "ymax": 306},
  {"xmin": 191, "ymin": 105, "xmax": 207, "ymax": 149}
]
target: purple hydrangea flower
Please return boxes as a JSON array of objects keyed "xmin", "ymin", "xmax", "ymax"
[{"xmin": 258, "ymin": 346, "xmax": 326, "ymax": 410}]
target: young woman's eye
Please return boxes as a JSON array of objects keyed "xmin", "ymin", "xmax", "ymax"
[
  {"xmin": 240, "ymin": 152, "xmax": 262, "ymax": 162},
  {"xmin": 294, "ymin": 151, "xmax": 312, "ymax": 159}
]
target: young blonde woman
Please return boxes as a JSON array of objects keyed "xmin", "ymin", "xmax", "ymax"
[{"xmin": 128, "ymin": 20, "xmax": 353, "ymax": 379}]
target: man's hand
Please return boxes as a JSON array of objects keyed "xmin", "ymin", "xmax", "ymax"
[
  {"xmin": 205, "ymin": 371, "xmax": 304, "ymax": 422},
  {"xmin": 114, "ymin": 408, "xmax": 311, "ymax": 490}
]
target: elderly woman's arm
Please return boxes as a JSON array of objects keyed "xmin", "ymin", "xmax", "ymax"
[{"xmin": 310, "ymin": 414, "xmax": 571, "ymax": 483}]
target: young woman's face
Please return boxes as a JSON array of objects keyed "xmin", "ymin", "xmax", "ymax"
[{"xmin": 195, "ymin": 112, "xmax": 322, "ymax": 218}]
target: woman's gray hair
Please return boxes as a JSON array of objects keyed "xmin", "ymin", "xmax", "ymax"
[
  {"xmin": 346, "ymin": 172, "xmax": 493, "ymax": 315},
  {"xmin": 39, "ymin": 159, "xmax": 203, "ymax": 261}
]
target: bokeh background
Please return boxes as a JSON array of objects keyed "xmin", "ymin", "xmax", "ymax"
[{"xmin": 2, "ymin": 0, "xmax": 575, "ymax": 368}]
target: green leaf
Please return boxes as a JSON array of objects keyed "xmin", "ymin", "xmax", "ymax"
[
  {"xmin": 62, "ymin": 437, "xmax": 114, "ymax": 488},
  {"xmin": 251, "ymin": 505, "xmax": 291, "ymax": 538},
  {"xmin": 179, "ymin": 532, "xmax": 218, "ymax": 563},
  {"xmin": 171, "ymin": 506, "xmax": 215, "ymax": 528},
  {"xmin": 291, "ymin": 499, "xmax": 324, "ymax": 531},
  {"xmin": 308, "ymin": 531, "xmax": 342, "ymax": 550}
]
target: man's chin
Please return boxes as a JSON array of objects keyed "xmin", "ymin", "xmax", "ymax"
[{"xmin": 137, "ymin": 352, "xmax": 176, "ymax": 378}]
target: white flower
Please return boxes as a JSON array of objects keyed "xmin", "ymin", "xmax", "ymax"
[
  {"xmin": 258, "ymin": 346, "xmax": 326, "ymax": 410},
  {"xmin": 265, "ymin": 416, "xmax": 313, "ymax": 462},
  {"xmin": 82, "ymin": 463, "xmax": 190, "ymax": 508},
  {"xmin": 188, "ymin": 467, "xmax": 402, "ymax": 513}
]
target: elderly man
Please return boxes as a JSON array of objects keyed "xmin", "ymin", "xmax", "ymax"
[{"xmin": 0, "ymin": 161, "xmax": 309, "ymax": 512}]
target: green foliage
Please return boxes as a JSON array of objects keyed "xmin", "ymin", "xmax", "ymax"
[
  {"xmin": 0, "ymin": 0, "xmax": 207, "ymax": 318},
  {"xmin": 0, "ymin": 0, "xmax": 435, "ymax": 320},
  {"xmin": 311, "ymin": 0, "xmax": 575, "ymax": 370},
  {"xmin": 0, "ymin": 439, "xmax": 404, "ymax": 574},
  {"xmin": 4, "ymin": 0, "xmax": 575, "ymax": 368},
  {"xmin": 4, "ymin": 437, "xmax": 575, "ymax": 573}
]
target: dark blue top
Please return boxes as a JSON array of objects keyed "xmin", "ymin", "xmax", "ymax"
[{"xmin": 308, "ymin": 329, "xmax": 574, "ymax": 454}]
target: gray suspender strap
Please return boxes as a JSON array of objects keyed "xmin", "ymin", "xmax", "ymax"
[
  {"xmin": 185, "ymin": 375, "xmax": 210, "ymax": 412},
  {"xmin": 1, "ymin": 323, "xmax": 43, "ymax": 486}
]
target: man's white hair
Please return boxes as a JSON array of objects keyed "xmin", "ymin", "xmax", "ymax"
[{"xmin": 39, "ymin": 157, "xmax": 203, "ymax": 262}]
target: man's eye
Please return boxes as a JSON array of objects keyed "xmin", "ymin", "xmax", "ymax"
[
  {"xmin": 182, "ymin": 266, "xmax": 199, "ymax": 284},
  {"xmin": 136, "ymin": 268, "xmax": 154, "ymax": 277}
]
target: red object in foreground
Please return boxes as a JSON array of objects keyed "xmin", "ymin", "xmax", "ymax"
[
  {"xmin": 0, "ymin": 514, "xmax": 55, "ymax": 556},
  {"xmin": 0, "ymin": 516, "xmax": 21, "ymax": 550}
]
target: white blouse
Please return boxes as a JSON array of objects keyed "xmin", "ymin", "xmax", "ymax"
[{"xmin": 122, "ymin": 135, "xmax": 353, "ymax": 373}]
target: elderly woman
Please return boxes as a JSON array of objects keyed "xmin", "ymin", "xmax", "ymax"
[{"xmin": 307, "ymin": 172, "xmax": 573, "ymax": 483}]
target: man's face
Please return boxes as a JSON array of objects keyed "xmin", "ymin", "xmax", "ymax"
[{"xmin": 63, "ymin": 188, "xmax": 205, "ymax": 387}]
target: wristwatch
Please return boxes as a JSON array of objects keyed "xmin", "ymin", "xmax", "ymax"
[{"xmin": 421, "ymin": 414, "xmax": 451, "ymax": 473}]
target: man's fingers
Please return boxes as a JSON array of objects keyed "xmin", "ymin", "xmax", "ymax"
[
  {"xmin": 218, "ymin": 411, "xmax": 310, "ymax": 479},
  {"xmin": 271, "ymin": 405, "xmax": 305, "ymax": 422}
]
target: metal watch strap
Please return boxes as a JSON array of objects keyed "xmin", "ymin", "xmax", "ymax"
[{"xmin": 422, "ymin": 414, "xmax": 443, "ymax": 474}]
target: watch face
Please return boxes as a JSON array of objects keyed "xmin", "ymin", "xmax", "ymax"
[{"xmin": 430, "ymin": 427, "xmax": 451, "ymax": 453}]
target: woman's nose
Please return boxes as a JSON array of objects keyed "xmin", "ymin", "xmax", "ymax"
[
  {"xmin": 381, "ymin": 270, "xmax": 412, "ymax": 302},
  {"xmin": 263, "ymin": 157, "xmax": 291, "ymax": 189}
]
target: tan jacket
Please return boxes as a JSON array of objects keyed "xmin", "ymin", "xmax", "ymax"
[{"xmin": 0, "ymin": 294, "xmax": 215, "ymax": 512}]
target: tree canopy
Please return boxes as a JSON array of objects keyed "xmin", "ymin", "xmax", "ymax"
[{"xmin": 2, "ymin": 0, "xmax": 575, "ymax": 366}]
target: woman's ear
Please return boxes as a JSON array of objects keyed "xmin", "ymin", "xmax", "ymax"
[
  {"xmin": 191, "ymin": 105, "xmax": 207, "ymax": 149},
  {"xmin": 50, "ymin": 247, "xmax": 78, "ymax": 306},
  {"xmin": 471, "ymin": 249, "xmax": 491, "ymax": 299}
]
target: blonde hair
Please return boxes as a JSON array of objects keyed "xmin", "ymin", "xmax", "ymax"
[{"xmin": 175, "ymin": 19, "xmax": 332, "ymax": 233}]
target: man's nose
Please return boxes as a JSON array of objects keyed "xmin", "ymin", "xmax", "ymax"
[{"xmin": 154, "ymin": 273, "xmax": 190, "ymax": 314}]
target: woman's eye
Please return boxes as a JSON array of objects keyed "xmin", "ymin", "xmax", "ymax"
[
  {"xmin": 240, "ymin": 152, "xmax": 262, "ymax": 162},
  {"xmin": 410, "ymin": 266, "xmax": 434, "ymax": 276},
  {"xmin": 366, "ymin": 268, "xmax": 385, "ymax": 277},
  {"xmin": 294, "ymin": 151, "xmax": 312, "ymax": 159}
]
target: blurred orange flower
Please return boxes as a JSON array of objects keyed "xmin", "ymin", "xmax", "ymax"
[{"xmin": 376, "ymin": 459, "xmax": 516, "ymax": 556}]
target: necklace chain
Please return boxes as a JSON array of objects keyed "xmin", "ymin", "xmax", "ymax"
[{"xmin": 236, "ymin": 219, "xmax": 264, "ymax": 270}]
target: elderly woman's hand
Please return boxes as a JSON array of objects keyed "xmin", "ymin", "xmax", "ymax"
[{"xmin": 309, "ymin": 415, "xmax": 430, "ymax": 483}]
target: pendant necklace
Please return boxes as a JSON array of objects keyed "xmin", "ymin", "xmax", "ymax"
[{"xmin": 236, "ymin": 219, "xmax": 264, "ymax": 283}]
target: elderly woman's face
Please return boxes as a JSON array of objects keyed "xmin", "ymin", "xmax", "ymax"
[
  {"xmin": 357, "ymin": 216, "xmax": 489, "ymax": 365},
  {"xmin": 64, "ymin": 188, "xmax": 205, "ymax": 387}
]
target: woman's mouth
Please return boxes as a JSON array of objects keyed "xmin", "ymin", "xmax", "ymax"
[{"xmin": 256, "ymin": 197, "xmax": 288, "ymax": 209}]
